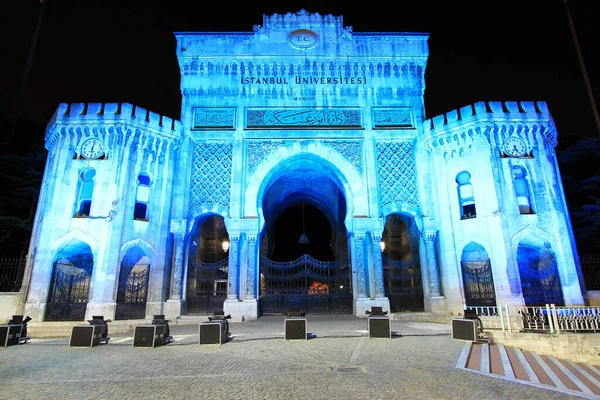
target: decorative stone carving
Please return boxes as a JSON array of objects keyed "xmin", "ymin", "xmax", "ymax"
[
  {"xmin": 246, "ymin": 235, "xmax": 257, "ymax": 299},
  {"xmin": 171, "ymin": 233, "xmax": 185, "ymax": 299},
  {"xmin": 372, "ymin": 107, "xmax": 414, "ymax": 129},
  {"xmin": 370, "ymin": 232, "xmax": 385, "ymax": 297},
  {"xmin": 191, "ymin": 143, "xmax": 233, "ymax": 211},
  {"xmin": 247, "ymin": 141, "xmax": 284, "ymax": 176},
  {"xmin": 376, "ymin": 142, "xmax": 418, "ymax": 207},
  {"xmin": 354, "ymin": 233, "xmax": 367, "ymax": 297},
  {"xmin": 246, "ymin": 108, "xmax": 362, "ymax": 129},
  {"xmin": 193, "ymin": 107, "xmax": 236, "ymax": 130},
  {"xmin": 424, "ymin": 231, "xmax": 441, "ymax": 297},
  {"xmin": 324, "ymin": 140, "xmax": 363, "ymax": 174},
  {"xmin": 227, "ymin": 235, "xmax": 240, "ymax": 299}
]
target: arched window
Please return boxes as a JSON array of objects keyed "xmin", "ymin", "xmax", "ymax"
[
  {"xmin": 74, "ymin": 168, "xmax": 96, "ymax": 218},
  {"xmin": 456, "ymin": 171, "xmax": 476, "ymax": 219},
  {"xmin": 134, "ymin": 173, "xmax": 151, "ymax": 221},
  {"xmin": 512, "ymin": 165, "xmax": 534, "ymax": 214}
]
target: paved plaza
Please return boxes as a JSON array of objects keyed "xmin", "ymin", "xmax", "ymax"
[{"xmin": 0, "ymin": 315, "xmax": 585, "ymax": 399}]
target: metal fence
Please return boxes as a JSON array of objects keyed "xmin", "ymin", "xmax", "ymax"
[
  {"xmin": 581, "ymin": 255, "xmax": 600, "ymax": 290},
  {"xmin": 0, "ymin": 256, "xmax": 26, "ymax": 292},
  {"xmin": 465, "ymin": 304, "xmax": 600, "ymax": 334}
]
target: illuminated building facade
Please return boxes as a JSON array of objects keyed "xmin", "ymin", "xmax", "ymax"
[{"xmin": 22, "ymin": 10, "xmax": 586, "ymax": 322}]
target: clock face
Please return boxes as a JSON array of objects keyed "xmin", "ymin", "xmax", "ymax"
[
  {"xmin": 502, "ymin": 136, "xmax": 527, "ymax": 157},
  {"xmin": 81, "ymin": 138, "xmax": 104, "ymax": 159}
]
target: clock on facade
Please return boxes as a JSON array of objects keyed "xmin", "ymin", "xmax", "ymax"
[
  {"xmin": 80, "ymin": 138, "xmax": 105, "ymax": 159},
  {"xmin": 502, "ymin": 136, "xmax": 527, "ymax": 158}
]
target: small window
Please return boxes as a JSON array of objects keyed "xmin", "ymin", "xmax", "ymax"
[
  {"xmin": 134, "ymin": 173, "xmax": 151, "ymax": 221},
  {"xmin": 456, "ymin": 171, "xmax": 476, "ymax": 219},
  {"xmin": 74, "ymin": 168, "xmax": 96, "ymax": 218},
  {"xmin": 512, "ymin": 165, "xmax": 534, "ymax": 214}
]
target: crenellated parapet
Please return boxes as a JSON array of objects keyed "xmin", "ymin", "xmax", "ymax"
[
  {"xmin": 422, "ymin": 101, "xmax": 557, "ymax": 159},
  {"xmin": 45, "ymin": 102, "xmax": 183, "ymax": 154},
  {"xmin": 255, "ymin": 9, "xmax": 350, "ymax": 37}
]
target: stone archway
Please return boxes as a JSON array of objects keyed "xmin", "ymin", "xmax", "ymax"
[{"xmin": 257, "ymin": 153, "xmax": 353, "ymax": 314}]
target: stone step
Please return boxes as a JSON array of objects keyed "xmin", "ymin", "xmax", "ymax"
[{"xmin": 457, "ymin": 341, "xmax": 600, "ymax": 398}]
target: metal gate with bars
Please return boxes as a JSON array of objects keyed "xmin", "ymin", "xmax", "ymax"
[
  {"xmin": 259, "ymin": 254, "xmax": 352, "ymax": 314},
  {"xmin": 45, "ymin": 261, "xmax": 92, "ymax": 321},
  {"xmin": 115, "ymin": 266, "xmax": 150, "ymax": 320},
  {"xmin": 186, "ymin": 257, "xmax": 228, "ymax": 314},
  {"xmin": 519, "ymin": 257, "xmax": 564, "ymax": 306},
  {"xmin": 382, "ymin": 255, "xmax": 424, "ymax": 311},
  {"xmin": 461, "ymin": 258, "xmax": 497, "ymax": 307}
]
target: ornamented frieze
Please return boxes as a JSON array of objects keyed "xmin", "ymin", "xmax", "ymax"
[
  {"xmin": 247, "ymin": 141, "xmax": 284, "ymax": 176},
  {"xmin": 246, "ymin": 108, "xmax": 362, "ymax": 129},
  {"xmin": 193, "ymin": 107, "xmax": 236, "ymax": 130},
  {"xmin": 372, "ymin": 107, "xmax": 414, "ymax": 129},
  {"xmin": 323, "ymin": 140, "xmax": 363, "ymax": 174}
]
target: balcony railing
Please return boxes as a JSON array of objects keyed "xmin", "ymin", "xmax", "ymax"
[{"xmin": 465, "ymin": 304, "xmax": 600, "ymax": 334}]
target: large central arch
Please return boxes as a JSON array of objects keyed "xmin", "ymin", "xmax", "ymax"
[{"xmin": 249, "ymin": 145, "xmax": 364, "ymax": 314}]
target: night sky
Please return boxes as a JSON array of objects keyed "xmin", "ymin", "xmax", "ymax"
[{"xmin": 3, "ymin": 0, "xmax": 598, "ymax": 148}]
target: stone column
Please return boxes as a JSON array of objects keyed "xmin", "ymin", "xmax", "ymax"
[
  {"xmin": 354, "ymin": 233, "xmax": 367, "ymax": 297},
  {"xmin": 227, "ymin": 234, "xmax": 240, "ymax": 300},
  {"xmin": 170, "ymin": 233, "xmax": 185, "ymax": 299},
  {"xmin": 245, "ymin": 234, "xmax": 257, "ymax": 299},
  {"xmin": 370, "ymin": 232, "xmax": 385, "ymax": 298},
  {"xmin": 424, "ymin": 230, "xmax": 441, "ymax": 297}
]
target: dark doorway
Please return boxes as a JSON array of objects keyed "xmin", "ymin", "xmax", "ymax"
[
  {"xmin": 260, "ymin": 202, "xmax": 351, "ymax": 314},
  {"xmin": 115, "ymin": 246, "xmax": 150, "ymax": 320},
  {"xmin": 186, "ymin": 215, "xmax": 229, "ymax": 314},
  {"xmin": 45, "ymin": 240, "xmax": 93, "ymax": 321},
  {"xmin": 381, "ymin": 214, "xmax": 424, "ymax": 312}
]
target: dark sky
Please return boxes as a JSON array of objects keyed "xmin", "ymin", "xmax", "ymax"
[{"xmin": 3, "ymin": 0, "xmax": 598, "ymax": 148}]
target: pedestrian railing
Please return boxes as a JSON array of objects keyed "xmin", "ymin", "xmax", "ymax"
[
  {"xmin": 464, "ymin": 304, "xmax": 600, "ymax": 334},
  {"xmin": 0, "ymin": 256, "xmax": 26, "ymax": 292}
]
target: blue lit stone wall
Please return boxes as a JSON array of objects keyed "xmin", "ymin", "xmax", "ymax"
[{"xmin": 22, "ymin": 10, "xmax": 585, "ymax": 322}]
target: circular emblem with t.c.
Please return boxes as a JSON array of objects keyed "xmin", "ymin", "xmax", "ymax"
[
  {"xmin": 502, "ymin": 136, "xmax": 527, "ymax": 157},
  {"xmin": 80, "ymin": 138, "xmax": 104, "ymax": 159},
  {"xmin": 287, "ymin": 29, "xmax": 319, "ymax": 49}
]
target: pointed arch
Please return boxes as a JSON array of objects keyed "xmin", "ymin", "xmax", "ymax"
[
  {"xmin": 460, "ymin": 241, "xmax": 497, "ymax": 306},
  {"xmin": 45, "ymin": 238, "xmax": 94, "ymax": 321}
]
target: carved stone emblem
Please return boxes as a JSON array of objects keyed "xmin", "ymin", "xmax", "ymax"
[{"xmin": 288, "ymin": 29, "xmax": 319, "ymax": 49}]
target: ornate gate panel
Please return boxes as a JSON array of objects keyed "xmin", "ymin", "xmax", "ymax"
[
  {"xmin": 45, "ymin": 261, "xmax": 92, "ymax": 321},
  {"xmin": 383, "ymin": 256, "xmax": 424, "ymax": 312},
  {"xmin": 259, "ymin": 255, "xmax": 352, "ymax": 314},
  {"xmin": 186, "ymin": 257, "xmax": 228, "ymax": 314},
  {"xmin": 115, "ymin": 266, "xmax": 150, "ymax": 320},
  {"xmin": 519, "ymin": 257, "xmax": 564, "ymax": 306},
  {"xmin": 461, "ymin": 259, "xmax": 496, "ymax": 307}
]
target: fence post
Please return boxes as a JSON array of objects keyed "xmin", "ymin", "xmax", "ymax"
[
  {"xmin": 498, "ymin": 304, "xmax": 505, "ymax": 332},
  {"xmin": 505, "ymin": 304, "xmax": 512, "ymax": 333},
  {"xmin": 551, "ymin": 304, "xmax": 560, "ymax": 334}
]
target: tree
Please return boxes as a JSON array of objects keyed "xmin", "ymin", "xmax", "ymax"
[
  {"xmin": 0, "ymin": 105, "xmax": 46, "ymax": 256},
  {"xmin": 557, "ymin": 136, "xmax": 600, "ymax": 255}
]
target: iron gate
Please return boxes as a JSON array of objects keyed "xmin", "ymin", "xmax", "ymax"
[
  {"xmin": 519, "ymin": 257, "xmax": 564, "ymax": 306},
  {"xmin": 115, "ymin": 266, "xmax": 150, "ymax": 320},
  {"xmin": 382, "ymin": 255, "xmax": 424, "ymax": 311},
  {"xmin": 45, "ymin": 261, "xmax": 92, "ymax": 321},
  {"xmin": 186, "ymin": 256, "xmax": 228, "ymax": 314},
  {"xmin": 461, "ymin": 259, "xmax": 497, "ymax": 307},
  {"xmin": 259, "ymin": 254, "xmax": 352, "ymax": 314}
]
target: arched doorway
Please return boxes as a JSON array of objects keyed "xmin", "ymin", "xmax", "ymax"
[
  {"xmin": 381, "ymin": 213, "xmax": 424, "ymax": 312},
  {"xmin": 45, "ymin": 240, "xmax": 93, "ymax": 321},
  {"xmin": 186, "ymin": 215, "xmax": 229, "ymax": 314},
  {"xmin": 517, "ymin": 236, "xmax": 564, "ymax": 306},
  {"xmin": 460, "ymin": 242, "xmax": 496, "ymax": 307},
  {"xmin": 258, "ymin": 160, "xmax": 352, "ymax": 315},
  {"xmin": 115, "ymin": 246, "xmax": 150, "ymax": 320}
]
